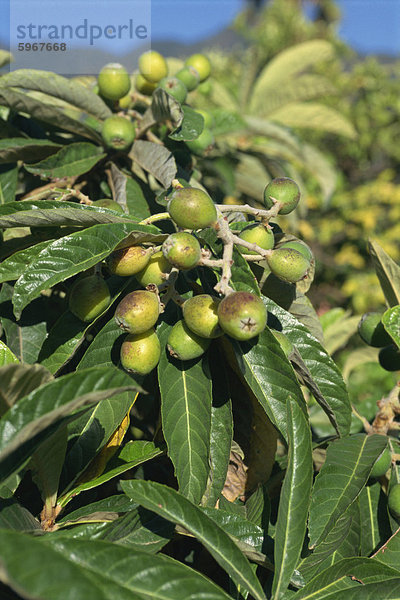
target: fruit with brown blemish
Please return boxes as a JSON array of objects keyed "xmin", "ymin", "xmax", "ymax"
[
  {"xmin": 107, "ymin": 246, "xmax": 150, "ymax": 277},
  {"xmin": 120, "ymin": 329, "xmax": 161, "ymax": 375},
  {"xmin": 114, "ymin": 290, "xmax": 160, "ymax": 334},
  {"xmin": 167, "ymin": 320, "xmax": 211, "ymax": 360},
  {"xmin": 135, "ymin": 251, "xmax": 172, "ymax": 287},
  {"xmin": 167, "ymin": 186, "xmax": 217, "ymax": 230},
  {"xmin": 162, "ymin": 232, "xmax": 201, "ymax": 271},
  {"xmin": 263, "ymin": 177, "xmax": 300, "ymax": 215},
  {"xmin": 217, "ymin": 291, "xmax": 267, "ymax": 341},
  {"xmin": 267, "ymin": 247, "xmax": 310, "ymax": 283},
  {"xmin": 183, "ymin": 294, "xmax": 223, "ymax": 339}
]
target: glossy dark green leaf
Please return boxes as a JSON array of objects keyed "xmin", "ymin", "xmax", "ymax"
[
  {"xmin": 382, "ymin": 305, "xmax": 400, "ymax": 347},
  {"xmin": 38, "ymin": 311, "xmax": 88, "ymax": 374},
  {"xmin": 201, "ymin": 507, "xmax": 264, "ymax": 550},
  {"xmin": 272, "ymin": 398, "xmax": 313, "ymax": 599},
  {"xmin": 0, "ymin": 138, "xmax": 61, "ymax": 163},
  {"xmin": 158, "ymin": 322, "xmax": 212, "ymax": 504},
  {"xmin": 0, "ymin": 164, "xmax": 18, "ymax": 204},
  {"xmin": 0, "ymin": 240, "xmax": 50, "ymax": 283},
  {"xmin": 0, "ymin": 531, "xmax": 233, "ymax": 600},
  {"xmin": 125, "ymin": 176, "xmax": 152, "ymax": 220},
  {"xmin": 25, "ymin": 142, "xmax": 106, "ymax": 178},
  {"xmin": 0, "ymin": 366, "xmax": 142, "ymax": 483},
  {"xmin": 230, "ymin": 248, "xmax": 261, "ymax": 295},
  {"xmin": 0, "ymin": 363, "xmax": 53, "ymax": 416},
  {"xmin": 58, "ymin": 494, "xmax": 138, "ymax": 523},
  {"xmin": 0, "ymin": 498, "xmax": 40, "ymax": 532},
  {"xmin": 373, "ymin": 526, "xmax": 400, "ymax": 572},
  {"xmin": 169, "ymin": 106, "xmax": 204, "ymax": 141},
  {"xmin": 12, "ymin": 222, "xmax": 162, "ymax": 318},
  {"xmin": 0, "ymin": 341, "xmax": 18, "ymax": 368},
  {"xmin": 121, "ymin": 480, "xmax": 267, "ymax": 600},
  {"xmin": 308, "ymin": 434, "xmax": 388, "ymax": 549},
  {"xmin": 368, "ymin": 240, "xmax": 400, "ymax": 308},
  {"xmin": 130, "ymin": 140, "xmax": 177, "ymax": 189},
  {"xmin": 77, "ymin": 316, "xmax": 125, "ymax": 370},
  {"xmin": 359, "ymin": 482, "xmax": 391, "ymax": 556},
  {"xmin": 264, "ymin": 296, "xmax": 351, "ymax": 437}
]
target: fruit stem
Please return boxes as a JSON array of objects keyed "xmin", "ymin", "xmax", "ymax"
[
  {"xmin": 214, "ymin": 211, "xmax": 234, "ymax": 296},
  {"xmin": 139, "ymin": 212, "xmax": 171, "ymax": 225},
  {"xmin": 216, "ymin": 201, "xmax": 282, "ymax": 219},
  {"xmin": 231, "ymin": 233, "xmax": 273, "ymax": 259}
]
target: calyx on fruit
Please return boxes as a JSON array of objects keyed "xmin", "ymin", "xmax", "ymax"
[
  {"xmin": 167, "ymin": 186, "xmax": 217, "ymax": 230},
  {"xmin": 185, "ymin": 53, "xmax": 211, "ymax": 82},
  {"xmin": 115, "ymin": 290, "xmax": 160, "ymax": 334},
  {"xmin": 138, "ymin": 50, "xmax": 168, "ymax": 83},
  {"xmin": 120, "ymin": 329, "xmax": 161, "ymax": 375},
  {"xmin": 370, "ymin": 445, "xmax": 392, "ymax": 478},
  {"xmin": 158, "ymin": 76, "xmax": 188, "ymax": 104},
  {"xmin": 92, "ymin": 198, "xmax": 124, "ymax": 213},
  {"xmin": 162, "ymin": 232, "xmax": 201, "ymax": 271},
  {"xmin": 102, "ymin": 116, "xmax": 136, "ymax": 151},
  {"xmin": 135, "ymin": 73, "xmax": 157, "ymax": 95},
  {"xmin": 217, "ymin": 291, "xmax": 267, "ymax": 341},
  {"xmin": 97, "ymin": 63, "xmax": 131, "ymax": 100},
  {"xmin": 186, "ymin": 128, "xmax": 215, "ymax": 156},
  {"xmin": 238, "ymin": 223, "xmax": 274, "ymax": 255},
  {"xmin": 267, "ymin": 247, "xmax": 310, "ymax": 283},
  {"xmin": 388, "ymin": 482, "xmax": 400, "ymax": 519},
  {"xmin": 135, "ymin": 251, "xmax": 171, "ymax": 287},
  {"xmin": 107, "ymin": 245, "xmax": 150, "ymax": 277},
  {"xmin": 175, "ymin": 66, "xmax": 200, "ymax": 91},
  {"xmin": 358, "ymin": 312, "xmax": 392, "ymax": 348},
  {"xmin": 167, "ymin": 320, "xmax": 211, "ymax": 360},
  {"xmin": 68, "ymin": 274, "xmax": 111, "ymax": 322},
  {"xmin": 183, "ymin": 294, "xmax": 223, "ymax": 339},
  {"xmin": 378, "ymin": 344, "xmax": 400, "ymax": 371},
  {"xmin": 263, "ymin": 177, "xmax": 300, "ymax": 215}
]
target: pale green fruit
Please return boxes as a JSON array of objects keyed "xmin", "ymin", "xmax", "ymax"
[
  {"xmin": 69, "ymin": 275, "xmax": 111, "ymax": 322},
  {"xmin": 120, "ymin": 329, "xmax": 161, "ymax": 375},
  {"xmin": 167, "ymin": 320, "xmax": 210, "ymax": 360},
  {"xmin": 183, "ymin": 295, "xmax": 223, "ymax": 339},
  {"xmin": 267, "ymin": 248, "xmax": 310, "ymax": 283},
  {"xmin": 114, "ymin": 290, "xmax": 160, "ymax": 334}
]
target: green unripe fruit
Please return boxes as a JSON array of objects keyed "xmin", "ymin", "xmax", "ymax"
[
  {"xmin": 162, "ymin": 232, "xmax": 201, "ymax": 271},
  {"xmin": 135, "ymin": 74, "xmax": 157, "ymax": 95},
  {"xmin": 120, "ymin": 329, "xmax": 161, "ymax": 375},
  {"xmin": 280, "ymin": 240, "xmax": 313, "ymax": 263},
  {"xmin": 92, "ymin": 198, "xmax": 124, "ymax": 213},
  {"xmin": 135, "ymin": 251, "xmax": 171, "ymax": 287},
  {"xmin": 185, "ymin": 53, "xmax": 211, "ymax": 82},
  {"xmin": 267, "ymin": 248, "xmax": 310, "ymax": 283},
  {"xmin": 264, "ymin": 177, "xmax": 300, "ymax": 215},
  {"xmin": 138, "ymin": 50, "xmax": 168, "ymax": 83},
  {"xmin": 175, "ymin": 66, "xmax": 200, "ymax": 91},
  {"xmin": 388, "ymin": 483, "xmax": 400, "ymax": 519},
  {"xmin": 238, "ymin": 223, "xmax": 274, "ymax": 255},
  {"xmin": 271, "ymin": 330, "xmax": 293, "ymax": 357},
  {"xmin": 195, "ymin": 109, "xmax": 214, "ymax": 129},
  {"xmin": 158, "ymin": 77, "xmax": 188, "ymax": 104},
  {"xmin": 167, "ymin": 320, "xmax": 211, "ymax": 361},
  {"xmin": 97, "ymin": 63, "xmax": 131, "ymax": 101},
  {"xmin": 118, "ymin": 92, "xmax": 133, "ymax": 109},
  {"xmin": 358, "ymin": 312, "xmax": 392, "ymax": 348},
  {"xmin": 378, "ymin": 345, "xmax": 400, "ymax": 371},
  {"xmin": 186, "ymin": 128, "xmax": 215, "ymax": 156},
  {"xmin": 167, "ymin": 187, "xmax": 217, "ymax": 230},
  {"xmin": 218, "ymin": 291, "xmax": 267, "ymax": 341},
  {"xmin": 68, "ymin": 275, "xmax": 111, "ymax": 322},
  {"xmin": 107, "ymin": 245, "xmax": 150, "ymax": 277},
  {"xmin": 183, "ymin": 295, "xmax": 223, "ymax": 339},
  {"xmin": 370, "ymin": 446, "xmax": 392, "ymax": 478},
  {"xmin": 115, "ymin": 290, "xmax": 160, "ymax": 334},
  {"xmin": 102, "ymin": 116, "xmax": 136, "ymax": 151}
]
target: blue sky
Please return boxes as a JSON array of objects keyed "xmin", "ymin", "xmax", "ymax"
[{"xmin": 1, "ymin": 0, "xmax": 399, "ymax": 56}]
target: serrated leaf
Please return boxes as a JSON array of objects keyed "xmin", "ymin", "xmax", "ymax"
[
  {"xmin": 1, "ymin": 69, "xmax": 111, "ymax": 120},
  {"xmin": 308, "ymin": 434, "xmax": 388, "ymax": 549},
  {"xmin": 169, "ymin": 106, "xmax": 204, "ymax": 141},
  {"xmin": 121, "ymin": 480, "xmax": 267, "ymax": 600},
  {"xmin": 270, "ymin": 103, "xmax": 357, "ymax": 139},
  {"xmin": 0, "ymin": 138, "xmax": 61, "ymax": 163},
  {"xmin": 359, "ymin": 482, "xmax": 391, "ymax": 556},
  {"xmin": 272, "ymin": 398, "xmax": 313, "ymax": 599},
  {"xmin": 0, "ymin": 531, "xmax": 233, "ymax": 600},
  {"xmin": 0, "ymin": 164, "xmax": 18, "ymax": 204},
  {"xmin": 382, "ymin": 305, "xmax": 400, "ymax": 347},
  {"xmin": 0, "ymin": 366, "xmax": 142, "ymax": 483},
  {"xmin": 224, "ymin": 326, "xmax": 305, "ymax": 440},
  {"xmin": 158, "ymin": 322, "xmax": 212, "ymax": 504},
  {"xmin": 0, "ymin": 239, "xmax": 51, "ymax": 283},
  {"xmin": 0, "ymin": 341, "xmax": 18, "ymax": 368},
  {"xmin": 368, "ymin": 240, "xmax": 400, "ymax": 307},
  {"xmin": 130, "ymin": 140, "xmax": 177, "ymax": 189},
  {"xmin": 12, "ymin": 222, "xmax": 162, "ymax": 318},
  {"xmin": 0, "ymin": 363, "xmax": 52, "ymax": 416},
  {"xmin": 264, "ymin": 296, "xmax": 351, "ymax": 437},
  {"xmin": 24, "ymin": 142, "xmax": 106, "ymax": 178},
  {"xmin": 0, "ymin": 88, "xmax": 102, "ymax": 142}
]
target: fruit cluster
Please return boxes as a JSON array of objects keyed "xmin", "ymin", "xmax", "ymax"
[
  {"xmin": 96, "ymin": 50, "xmax": 214, "ymax": 155},
  {"xmin": 68, "ymin": 177, "xmax": 313, "ymax": 376},
  {"xmin": 358, "ymin": 311, "xmax": 400, "ymax": 371}
]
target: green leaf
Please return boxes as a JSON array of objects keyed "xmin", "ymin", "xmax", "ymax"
[
  {"xmin": 121, "ymin": 480, "xmax": 267, "ymax": 600},
  {"xmin": 272, "ymin": 398, "xmax": 313, "ymax": 599},
  {"xmin": 0, "ymin": 366, "xmax": 142, "ymax": 483},
  {"xmin": 158, "ymin": 322, "xmax": 212, "ymax": 504},
  {"xmin": 58, "ymin": 494, "xmax": 138, "ymax": 522},
  {"xmin": 211, "ymin": 108, "xmax": 246, "ymax": 136},
  {"xmin": 77, "ymin": 314, "xmax": 129, "ymax": 370},
  {"xmin": 0, "ymin": 240, "xmax": 51, "ymax": 283},
  {"xmin": 0, "ymin": 363, "xmax": 52, "ymax": 417},
  {"xmin": 0, "ymin": 498, "xmax": 40, "ymax": 532},
  {"xmin": 0, "ymin": 88, "xmax": 102, "ymax": 142},
  {"xmin": 0, "ymin": 164, "xmax": 18, "ymax": 204},
  {"xmin": 373, "ymin": 526, "xmax": 400, "ymax": 572},
  {"xmin": 130, "ymin": 140, "xmax": 177, "ymax": 189},
  {"xmin": 201, "ymin": 507, "xmax": 264, "ymax": 550},
  {"xmin": 0, "ymin": 531, "xmax": 233, "ymax": 600},
  {"xmin": 12, "ymin": 222, "xmax": 162, "ymax": 318},
  {"xmin": 0, "ymin": 138, "xmax": 61, "ymax": 163},
  {"xmin": 359, "ymin": 482, "xmax": 391, "ymax": 556},
  {"xmin": 308, "ymin": 434, "xmax": 388, "ymax": 549},
  {"xmin": 230, "ymin": 248, "xmax": 261, "ymax": 295},
  {"xmin": 382, "ymin": 305, "xmax": 400, "ymax": 347},
  {"xmin": 0, "ymin": 341, "xmax": 18, "ymax": 368},
  {"xmin": 149, "ymin": 87, "xmax": 183, "ymax": 127},
  {"xmin": 368, "ymin": 240, "xmax": 400, "ymax": 307},
  {"xmin": 125, "ymin": 176, "xmax": 152, "ymax": 220},
  {"xmin": 169, "ymin": 106, "xmax": 204, "ymax": 141},
  {"xmin": 24, "ymin": 142, "xmax": 106, "ymax": 179},
  {"xmin": 226, "ymin": 326, "xmax": 305, "ymax": 440},
  {"xmin": 0, "ymin": 69, "xmax": 112, "ymax": 120},
  {"xmin": 264, "ymin": 296, "xmax": 351, "ymax": 437},
  {"xmin": 38, "ymin": 311, "xmax": 88, "ymax": 374},
  {"xmin": 269, "ymin": 102, "xmax": 357, "ymax": 138}
]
